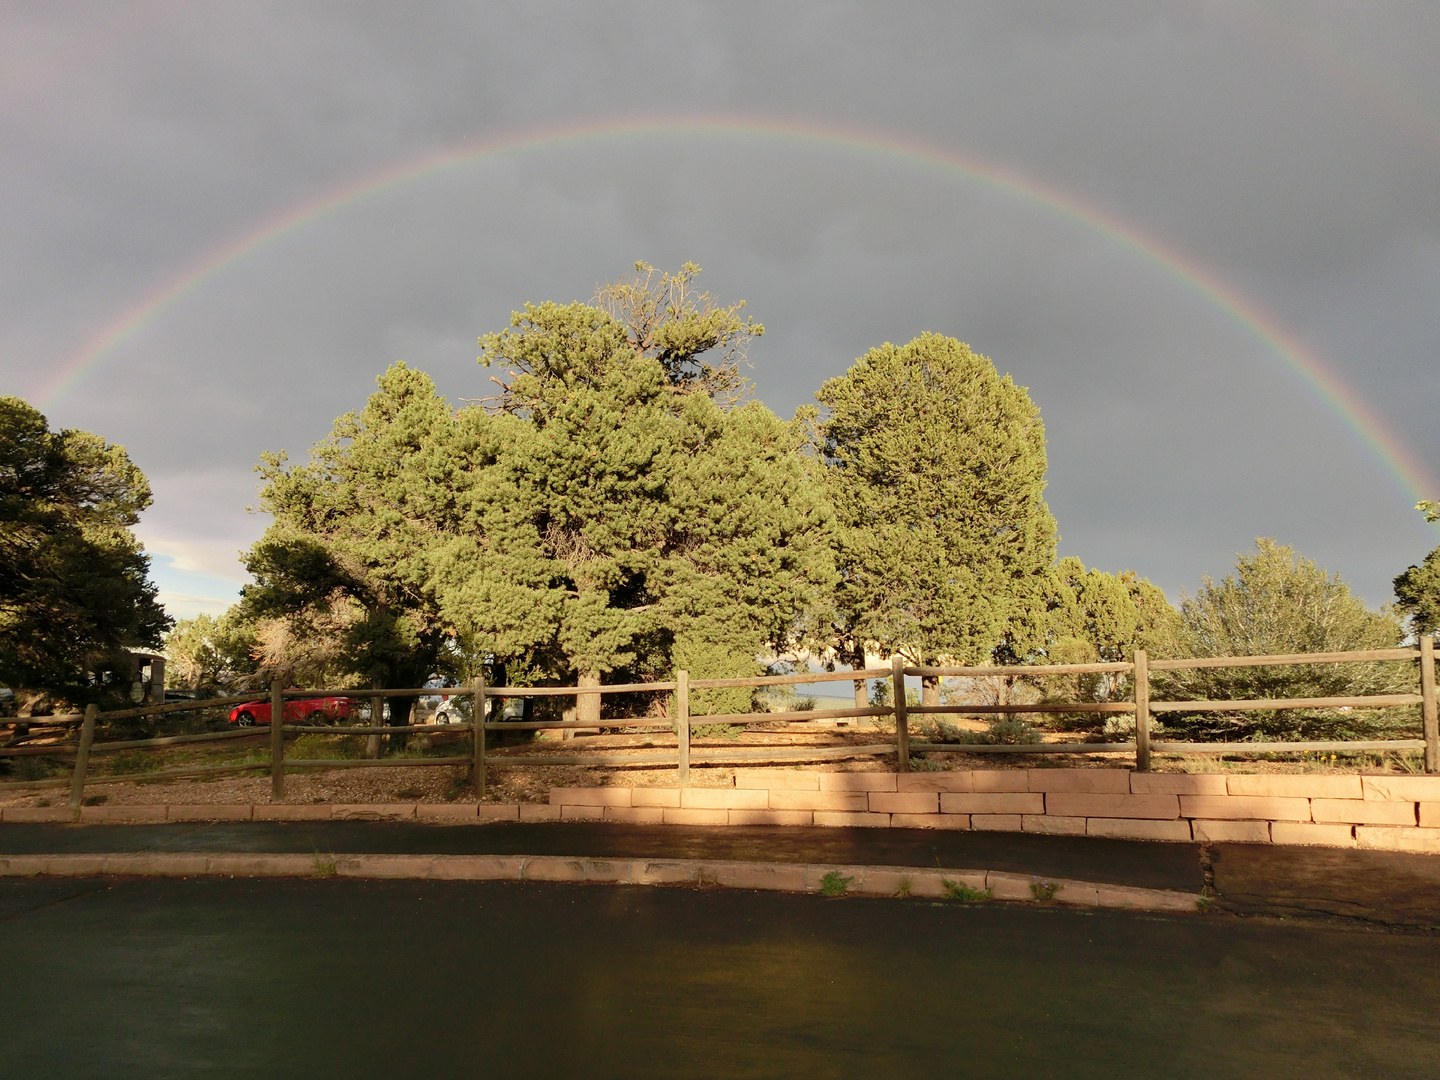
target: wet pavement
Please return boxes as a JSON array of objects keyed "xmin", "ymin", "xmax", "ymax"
[
  {"xmin": 0, "ymin": 820, "xmax": 1202, "ymax": 890},
  {"xmin": 4, "ymin": 876, "xmax": 1439, "ymax": 1079},
  {"xmin": 4, "ymin": 820, "xmax": 1440, "ymax": 926}
]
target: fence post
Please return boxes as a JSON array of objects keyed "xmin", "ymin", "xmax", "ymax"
[
  {"xmin": 473, "ymin": 673, "xmax": 487, "ymax": 798},
  {"xmin": 1422, "ymin": 635, "xmax": 1437, "ymax": 774},
  {"xmin": 269, "ymin": 678, "xmax": 285, "ymax": 802},
  {"xmin": 1134, "ymin": 649, "xmax": 1151, "ymax": 773},
  {"xmin": 891, "ymin": 654, "xmax": 909, "ymax": 772},
  {"xmin": 67, "ymin": 703, "xmax": 98, "ymax": 810},
  {"xmin": 676, "ymin": 669, "xmax": 690, "ymax": 787}
]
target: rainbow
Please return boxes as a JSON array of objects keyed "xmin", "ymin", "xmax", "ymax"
[{"xmin": 34, "ymin": 113, "xmax": 1439, "ymax": 513}]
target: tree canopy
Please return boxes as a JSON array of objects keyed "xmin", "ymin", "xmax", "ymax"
[
  {"xmin": 816, "ymin": 333, "xmax": 1058, "ymax": 702},
  {"xmin": 1157, "ymin": 538, "xmax": 1410, "ymax": 740},
  {"xmin": 439, "ymin": 271, "xmax": 830, "ymax": 716},
  {"xmin": 1394, "ymin": 502, "xmax": 1440, "ymax": 638},
  {"xmin": 0, "ymin": 396, "xmax": 170, "ymax": 711},
  {"xmin": 240, "ymin": 363, "xmax": 456, "ymax": 719}
]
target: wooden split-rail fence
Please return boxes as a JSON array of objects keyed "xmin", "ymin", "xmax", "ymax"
[{"xmin": 1, "ymin": 638, "xmax": 1435, "ymax": 806}]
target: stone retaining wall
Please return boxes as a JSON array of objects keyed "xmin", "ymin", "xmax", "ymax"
[
  {"xmin": 7, "ymin": 769, "xmax": 1439, "ymax": 853},
  {"xmin": 549, "ymin": 769, "xmax": 1440, "ymax": 853}
]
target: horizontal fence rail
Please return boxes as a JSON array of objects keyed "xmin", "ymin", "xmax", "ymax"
[{"xmin": 3, "ymin": 636, "xmax": 1434, "ymax": 804}]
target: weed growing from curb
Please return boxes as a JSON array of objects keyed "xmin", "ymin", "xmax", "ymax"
[
  {"xmin": 1030, "ymin": 879, "xmax": 1060, "ymax": 902},
  {"xmin": 942, "ymin": 878, "xmax": 991, "ymax": 902},
  {"xmin": 820, "ymin": 870, "xmax": 853, "ymax": 897},
  {"xmin": 313, "ymin": 852, "xmax": 338, "ymax": 879},
  {"xmin": 895, "ymin": 876, "xmax": 913, "ymax": 898}
]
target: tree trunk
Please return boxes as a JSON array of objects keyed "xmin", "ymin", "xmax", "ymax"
[
  {"xmin": 922, "ymin": 674, "xmax": 941, "ymax": 708},
  {"xmin": 387, "ymin": 695, "xmax": 412, "ymax": 752},
  {"xmin": 576, "ymin": 669, "xmax": 602, "ymax": 729}
]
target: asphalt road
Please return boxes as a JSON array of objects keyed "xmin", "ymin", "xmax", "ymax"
[{"xmin": 4, "ymin": 876, "xmax": 1439, "ymax": 1079}]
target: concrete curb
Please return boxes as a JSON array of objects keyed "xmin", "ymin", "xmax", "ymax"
[{"xmin": 0, "ymin": 852, "xmax": 1203, "ymax": 913}]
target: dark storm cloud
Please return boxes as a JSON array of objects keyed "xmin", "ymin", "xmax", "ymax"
[{"xmin": 1, "ymin": 1, "xmax": 1436, "ymax": 615}]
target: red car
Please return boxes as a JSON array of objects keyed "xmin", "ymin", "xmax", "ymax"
[{"xmin": 229, "ymin": 695, "xmax": 362, "ymax": 727}]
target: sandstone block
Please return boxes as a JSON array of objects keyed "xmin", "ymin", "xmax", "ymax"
[
  {"xmin": 1129, "ymin": 773, "xmax": 1227, "ymax": 796},
  {"xmin": 79, "ymin": 804, "xmax": 166, "ymax": 823},
  {"xmin": 521, "ymin": 857, "xmax": 588, "ymax": 881},
  {"xmin": 892, "ymin": 812, "xmax": 970, "ymax": 830},
  {"xmin": 1026, "ymin": 769, "xmax": 1131, "ymax": 793},
  {"xmin": 0, "ymin": 856, "xmax": 46, "ymax": 875},
  {"xmin": 560, "ymin": 804, "xmax": 604, "ymax": 820},
  {"xmin": 1226, "ymin": 774, "xmax": 1362, "ymax": 799},
  {"xmin": 940, "ymin": 792, "xmax": 1043, "ymax": 815},
  {"xmin": 906, "ymin": 870, "xmax": 980, "ymax": 898},
  {"xmin": 1311, "ymin": 798, "xmax": 1415, "ymax": 826},
  {"xmin": 1191, "ymin": 819, "xmax": 1270, "ymax": 843},
  {"xmin": 1046, "ymin": 792, "xmax": 1179, "ymax": 819},
  {"xmin": 1361, "ymin": 776, "xmax": 1440, "ymax": 802},
  {"xmin": 1086, "ymin": 817, "xmax": 1192, "ymax": 842},
  {"xmin": 332, "ymin": 804, "xmax": 415, "ymax": 821},
  {"xmin": 868, "ymin": 791, "xmax": 939, "ymax": 814},
  {"xmin": 604, "ymin": 806, "xmax": 665, "ymax": 824},
  {"xmin": 518, "ymin": 803, "xmax": 561, "ymax": 821},
  {"xmin": 1, "ymin": 806, "xmax": 76, "ymax": 823},
  {"xmin": 1022, "ymin": 814, "xmax": 1086, "ymax": 836},
  {"xmin": 728, "ymin": 809, "xmax": 813, "ymax": 826},
  {"xmin": 733, "ymin": 769, "xmax": 818, "ymax": 790},
  {"xmin": 336, "ymin": 855, "xmax": 434, "ymax": 879},
  {"xmin": 1094, "ymin": 884, "xmax": 1201, "ymax": 912},
  {"xmin": 253, "ymin": 804, "xmax": 332, "ymax": 821},
  {"xmin": 634, "ymin": 860, "xmax": 699, "ymax": 885},
  {"xmin": 104, "ymin": 853, "xmax": 210, "ymax": 876},
  {"xmin": 38, "ymin": 855, "xmax": 106, "ymax": 875},
  {"xmin": 662, "ymin": 807, "xmax": 729, "ymax": 826},
  {"xmin": 428, "ymin": 855, "xmax": 521, "ymax": 880},
  {"xmin": 803, "ymin": 864, "xmax": 870, "ymax": 891},
  {"xmin": 1420, "ymin": 803, "xmax": 1440, "ymax": 828},
  {"xmin": 471, "ymin": 803, "xmax": 519, "ymax": 821},
  {"xmin": 680, "ymin": 787, "xmax": 768, "ymax": 810},
  {"xmin": 1179, "ymin": 795, "xmax": 1311, "ymax": 822},
  {"xmin": 968, "ymin": 771, "xmax": 1030, "ymax": 792},
  {"xmin": 208, "ymin": 854, "xmax": 315, "ymax": 876},
  {"xmin": 971, "ymin": 814, "xmax": 1023, "ymax": 832},
  {"xmin": 1269, "ymin": 821, "xmax": 1356, "ymax": 847},
  {"xmin": 769, "ymin": 790, "xmax": 867, "ymax": 812},
  {"xmin": 818, "ymin": 772, "xmax": 898, "ymax": 792},
  {"xmin": 1355, "ymin": 826, "xmax": 1440, "ymax": 854},
  {"xmin": 813, "ymin": 811, "xmax": 891, "ymax": 828},
  {"xmin": 857, "ymin": 868, "xmax": 923, "ymax": 896},
  {"xmin": 715, "ymin": 861, "xmax": 808, "ymax": 892},
  {"xmin": 896, "ymin": 772, "xmax": 974, "ymax": 792},
  {"xmin": 985, "ymin": 872, "xmax": 1037, "ymax": 901},
  {"xmin": 630, "ymin": 788, "xmax": 682, "ymax": 807},
  {"xmin": 583, "ymin": 859, "xmax": 633, "ymax": 883},
  {"xmin": 548, "ymin": 787, "xmax": 632, "ymax": 807},
  {"xmin": 167, "ymin": 804, "xmax": 253, "ymax": 822}
]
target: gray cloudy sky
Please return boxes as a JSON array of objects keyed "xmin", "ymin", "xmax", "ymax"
[{"xmin": 3, "ymin": 1, "xmax": 1438, "ymax": 619}]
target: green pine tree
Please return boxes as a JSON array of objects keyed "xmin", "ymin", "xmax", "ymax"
[{"xmin": 815, "ymin": 333, "xmax": 1058, "ymax": 705}]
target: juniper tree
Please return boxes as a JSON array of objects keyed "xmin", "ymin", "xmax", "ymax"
[
  {"xmin": 816, "ymin": 333, "xmax": 1058, "ymax": 706},
  {"xmin": 434, "ymin": 268, "xmax": 832, "ymax": 719},
  {"xmin": 1159, "ymin": 539, "xmax": 1410, "ymax": 740},
  {"xmin": 242, "ymin": 363, "xmax": 458, "ymax": 731},
  {"xmin": 1394, "ymin": 501, "xmax": 1440, "ymax": 637},
  {"xmin": 0, "ymin": 396, "xmax": 170, "ymax": 712}
]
